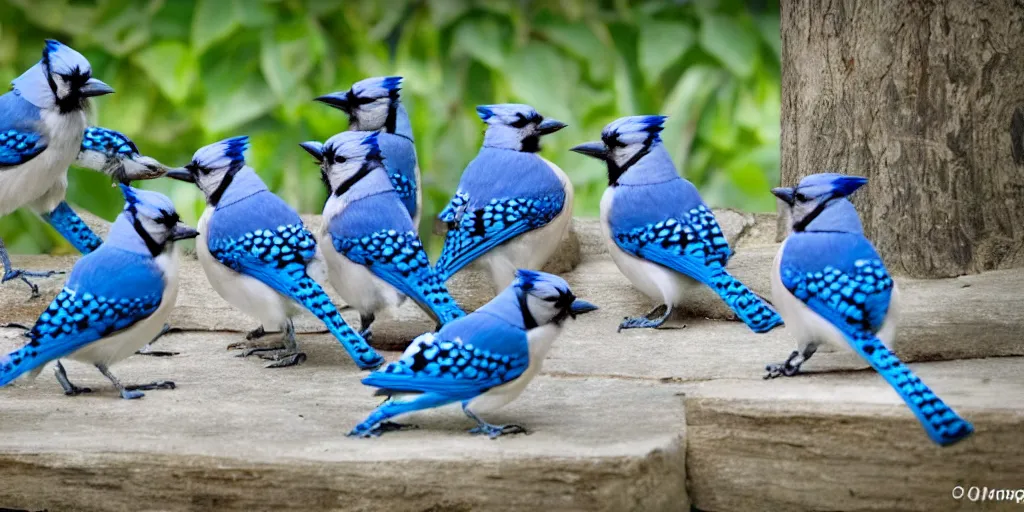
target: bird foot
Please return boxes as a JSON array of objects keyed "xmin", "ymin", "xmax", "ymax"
[
  {"xmin": 617, "ymin": 316, "xmax": 664, "ymax": 331},
  {"xmin": 119, "ymin": 389, "xmax": 146, "ymax": 400},
  {"xmin": 348, "ymin": 421, "xmax": 419, "ymax": 438},
  {"xmin": 54, "ymin": 362, "xmax": 91, "ymax": 396},
  {"xmin": 764, "ymin": 361, "xmax": 802, "ymax": 379},
  {"xmin": 0, "ymin": 322, "xmax": 29, "ymax": 330},
  {"xmin": 125, "ymin": 381, "xmax": 176, "ymax": 392},
  {"xmin": 468, "ymin": 423, "xmax": 529, "ymax": 439},
  {"xmin": 230, "ymin": 339, "xmax": 286, "ymax": 353},
  {"xmin": 2, "ymin": 268, "xmax": 64, "ymax": 299},
  {"xmin": 64, "ymin": 385, "xmax": 93, "ymax": 396},
  {"xmin": 136, "ymin": 325, "xmax": 179, "ymax": 356},
  {"xmin": 359, "ymin": 329, "xmax": 374, "ymax": 343},
  {"xmin": 259, "ymin": 351, "xmax": 307, "ymax": 368}
]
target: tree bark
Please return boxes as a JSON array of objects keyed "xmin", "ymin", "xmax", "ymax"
[{"xmin": 780, "ymin": 0, "xmax": 1024, "ymax": 278}]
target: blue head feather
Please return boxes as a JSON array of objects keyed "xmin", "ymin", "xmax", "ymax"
[
  {"xmin": 476, "ymin": 104, "xmax": 559, "ymax": 152},
  {"xmin": 323, "ymin": 130, "xmax": 383, "ymax": 165},
  {"xmin": 12, "ymin": 40, "xmax": 95, "ymax": 109},
  {"xmin": 515, "ymin": 269, "xmax": 570, "ymax": 296},
  {"xmin": 351, "ymin": 76, "xmax": 403, "ymax": 99},
  {"xmin": 476, "ymin": 104, "xmax": 541, "ymax": 125},
  {"xmin": 602, "ymin": 115, "xmax": 666, "ymax": 147},
  {"xmin": 787, "ymin": 173, "xmax": 869, "ymax": 233},
  {"xmin": 191, "ymin": 136, "xmax": 249, "ymax": 171},
  {"xmin": 119, "ymin": 184, "xmax": 175, "ymax": 221},
  {"xmin": 795, "ymin": 173, "xmax": 868, "ymax": 199}
]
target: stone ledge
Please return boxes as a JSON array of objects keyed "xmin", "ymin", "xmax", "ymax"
[
  {"xmin": 0, "ymin": 328, "xmax": 688, "ymax": 512},
  {"xmin": 682, "ymin": 357, "xmax": 1024, "ymax": 512}
]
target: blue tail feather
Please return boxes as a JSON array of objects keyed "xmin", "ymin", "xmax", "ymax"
[
  {"xmin": 0, "ymin": 345, "xmax": 42, "ymax": 387},
  {"xmin": 708, "ymin": 269, "xmax": 783, "ymax": 333},
  {"xmin": 850, "ymin": 334, "xmax": 974, "ymax": 446},
  {"xmin": 43, "ymin": 202, "xmax": 103, "ymax": 254},
  {"xmin": 349, "ymin": 392, "xmax": 456, "ymax": 436}
]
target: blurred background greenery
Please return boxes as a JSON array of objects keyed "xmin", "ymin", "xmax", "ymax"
[{"xmin": 0, "ymin": 0, "xmax": 780, "ymax": 256}]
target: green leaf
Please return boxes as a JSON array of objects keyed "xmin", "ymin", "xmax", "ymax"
[
  {"xmin": 537, "ymin": 21, "xmax": 612, "ymax": 82},
  {"xmin": 755, "ymin": 14, "xmax": 781, "ymax": 60},
  {"xmin": 660, "ymin": 66, "xmax": 726, "ymax": 174},
  {"xmin": 451, "ymin": 16, "xmax": 506, "ymax": 69},
  {"xmin": 698, "ymin": 13, "xmax": 758, "ymax": 79},
  {"xmin": 131, "ymin": 42, "xmax": 197, "ymax": 104},
  {"xmin": 638, "ymin": 21, "xmax": 694, "ymax": 84},
  {"xmin": 192, "ymin": 0, "xmax": 240, "ymax": 55},
  {"xmin": 429, "ymin": 0, "xmax": 471, "ymax": 27},
  {"xmin": 260, "ymin": 26, "xmax": 316, "ymax": 99},
  {"xmin": 504, "ymin": 42, "xmax": 578, "ymax": 124},
  {"xmin": 202, "ymin": 74, "xmax": 277, "ymax": 133}
]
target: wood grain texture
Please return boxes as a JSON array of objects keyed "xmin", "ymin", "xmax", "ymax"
[{"xmin": 781, "ymin": 0, "xmax": 1024, "ymax": 277}]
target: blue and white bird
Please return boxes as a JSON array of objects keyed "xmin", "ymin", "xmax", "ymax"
[
  {"xmin": 435, "ymin": 104, "xmax": 570, "ymax": 292},
  {"xmin": 299, "ymin": 131, "xmax": 465, "ymax": 340},
  {"xmin": 571, "ymin": 116, "xmax": 783, "ymax": 333},
  {"xmin": 45, "ymin": 126, "xmax": 169, "ymax": 255},
  {"xmin": 0, "ymin": 40, "xmax": 114, "ymax": 296},
  {"xmin": 0, "ymin": 185, "xmax": 197, "ymax": 399},
  {"xmin": 349, "ymin": 269, "xmax": 597, "ymax": 438},
  {"xmin": 165, "ymin": 136, "xmax": 384, "ymax": 370},
  {"xmin": 767, "ymin": 173, "xmax": 973, "ymax": 446},
  {"xmin": 316, "ymin": 76, "xmax": 421, "ymax": 226}
]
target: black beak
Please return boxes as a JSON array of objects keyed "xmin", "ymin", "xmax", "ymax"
[
  {"xmin": 771, "ymin": 187, "xmax": 795, "ymax": 206},
  {"xmin": 169, "ymin": 223, "xmax": 199, "ymax": 241},
  {"xmin": 165, "ymin": 167, "xmax": 196, "ymax": 183},
  {"xmin": 80, "ymin": 78, "xmax": 115, "ymax": 98},
  {"xmin": 568, "ymin": 299, "xmax": 599, "ymax": 318},
  {"xmin": 314, "ymin": 92, "xmax": 352, "ymax": 113},
  {"xmin": 537, "ymin": 119, "xmax": 567, "ymax": 135},
  {"xmin": 570, "ymin": 141, "xmax": 609, "ymax": 161}
]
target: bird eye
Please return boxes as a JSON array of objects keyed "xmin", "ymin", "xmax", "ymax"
[
  {"xmin": 511, "ymin": 114, "xmax": 530, "ymax": 129},
  {"xmin": 794, "ymin": 192, "xmax": 810, "ymax": 202}
]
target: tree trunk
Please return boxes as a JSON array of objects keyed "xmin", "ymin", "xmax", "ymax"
[{"xmin": 780, "ymin": 0, "xmax": 1024, "ymax": 278}]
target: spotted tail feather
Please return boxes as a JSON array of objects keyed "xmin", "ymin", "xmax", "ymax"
[
  {"xmin": 285, "ymin": 273, "xmax": 385, "ymax": 370},
  {"xmin": 846, "ymin": 334, "xmax": 974, "ymax": 446},
  {"xmin": 0, "ymin": 346, "xmax": 37, "ymax": 387},
  {"xmin": 43, "ymin": 202, "xmax": 103, "ymax": 254},
  {"xmin": 709, "ymin": 268, "xmax": 783, "ymax": 333}
]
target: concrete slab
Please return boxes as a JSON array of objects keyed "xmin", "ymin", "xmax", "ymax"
[
  {"xmin": 0, "ymin": 328, "xmax": 688, "ymax": 512},
  {"xmin": 683, "ymin": 357, "xmax": 1024, "ymax": 512}
]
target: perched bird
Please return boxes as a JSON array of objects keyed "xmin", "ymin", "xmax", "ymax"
[
  {"xmin": 166, "ymin": 136, "xmax": 384, "ymax": 369},
  {"xmin": 349, "ymin": 269, "xmax": 597, "ymax": 438},
  {"xmin": 0, "ymin": 185, "xmax": 197, "ymax": 399},
  {"xmin": 435, "ymin": 104, "xmax": 570, "ymax": 292},
  {"xmin": 299, "ymin": 131, "xmax": 465, "ymax": 340},
  {"xmin": 571, "ymin": 116, "xmax": 782, "ymax": 333},
  {"xmin": 316, "ymin": 76, "xmax": 421, "ymax": 226},
  {"xmin": 0, "ymin": 40, "xmax": 114, "ymax": 296},
  {"xmin": 768, "ymin": 173, "xmax": 973, "ymax": 446},
  {"xmin": 45, "ymin": 126, "xmax": 169, "ymax": 255}
]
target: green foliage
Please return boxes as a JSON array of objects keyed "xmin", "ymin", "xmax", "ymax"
[{"xmin": 0, "ymin": 0, "xmax": 781, "ymax": 256}]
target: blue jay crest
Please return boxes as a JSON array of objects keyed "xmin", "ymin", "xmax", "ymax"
[
  {"xmin": 191, "ymin": 136, "xmax": 249, "ymax": 172},
  {"xmin": 351, "ymin": 76, "xmax": 403, "ymax": 99},
  {"xmin": 41, "ymin": 39, "xmax": 92, "ymax": 78},
  {"xmin": 119, "ymin": 184, "xmax": 176, "ymax": 220},
  {"xmin": 515, "ymin": 269, "xmax": 569, "ymax": 296},
  {"xmin": 602, "ymin": 115, "xmax": 666, "ymax": 147},
  {"xmin": 793, "ymin": 173, "xmax": 868, "ymax": 199},
  {"xmin": 322, "ymin": 131, "xmax": 382, "ymax": 165},
  {"xmin": 476, "ymin": 104, "xmax": 541, "ymax": 126}
]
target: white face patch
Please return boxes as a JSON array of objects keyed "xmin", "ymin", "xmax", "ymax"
[
  {"xmin": 609, "ymin": 142, "xmax": 645, "ymax": 169},
  {"xmin": 351, "ymin": 98, "xmax": 391, "ymax": 131},
  {"xmin": 525, "ymin": 292, "xmax": 563, "ymax": 326},
  {"xmin": 195, "ymin": 166, "xmax": 230, "ymax": 200},
  {"xmin": 137, "ymin": 215, "xmax": 171, "ymax": 246},
  {"xmin": 50, "ymin": 74, "xmax": 71, "ymax": 100}
]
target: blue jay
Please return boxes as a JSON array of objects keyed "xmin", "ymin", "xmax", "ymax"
[
  {"xmin": 571, "ymin": 116, "xmax": 783, "ymax": 333},
  {"xmin": 316, "ymin": 76, "xmax": 421, "ymax": 226},
  {"xmin": 45, "ymin": 126, "xmax": 169, "ymax": 255},
  {"xmin": 0, "ymin": 185, "xmax": 197, "ymax": 399},
  {"xmin": 349, "ymin": 269, "xmax": 597, "ymax": 438},
  {"xmin": 0, "ymin": 40, "xmax": 114, "ymax": 296},
  {"xmin": 165, "ymin": 136, "xmax": 384, "ymax": 370},
  {"xmin": 767, "ymin": 173, "xmax": 973, "ymax": 446},
  {"xmin": 299, "ymin": 131, "xmax": 465, "ymax": 341},
  {"xmin": 435, "ymin": 104, "xmax": 570, "ymax": 292}
]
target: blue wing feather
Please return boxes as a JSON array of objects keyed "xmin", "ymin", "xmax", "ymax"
[
  {"xmin": 79, "ymin": 126, "xmax": 139, "ymax": 158},
  {"xmin": 362, "ymin": 315, "xmax": 529, "ymax": 397},
  {"xmin": 0, "ymin": 246, "xmax": 164, "ymax": 385},
  {"xmin": 613, "ymin": 206, "xmax": 782, "ymax": 332},
  {"xmin": 43, "ymin": 201, "xmax": 103, "ymax": 254},
  {"xmin": 208, "ymin": 220, "xmax": 383, "ymax": 369},
  {"xmin": 378, "ymin": 132, "xmax": 418, "ymax": 220},
  {"xmin": 0, "ymin": 92, "xmax": 47, "ymax": 168},
  {"xmin": 780, "ymin": 232, "xmax": 973, "ymax": 446}
]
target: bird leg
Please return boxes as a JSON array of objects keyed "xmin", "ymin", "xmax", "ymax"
[
  {"xmin": 245, "ymin": 325, "xmax": 267, "ymax": 340},
  {"xmin": 359, "ymin": 312, "xmax": 376, "ymax": 342},
  {"xmin": 463, "ymin": 405, "xmax": 528, "ymax": 439},
  {"xmin": 54, "ymin": 361, "xmax": 91, "ymax": 396},
  {"xmin": 764, "ymin": 344, "xmax": 819, "ymax": 379},
  {"xmin": 135, "ymin": 324, "xmax": 180, "ymax": 356},
  {"xmin": 0, "ymin": 237, "xmax": 63, "ymax": 299},
  {"xmin": 227, "ymin": 326, "xmax": 282, "ymax": 351},
  {"xmin": 95, "ymin": 363, "xmax": 174, "ymax": 399},
  {"xmin": 618, "ymin": 304, "xmax": 673, "ymax": 332},
  {"xmin": 240, "ymin": 320, "xmax": 306, "ymax": 368}
]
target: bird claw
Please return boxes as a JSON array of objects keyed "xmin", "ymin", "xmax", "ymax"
[
  {"xmin": 232, "ymin": 342, "xmax": 286, "ymax": 355},
  {"xmin": 264, "ymin": 352, "xmax": 307, "ymax": 368},
  {"xmin": 245, "ymin": 326, "xmax": 267, "ymax": 340},
  {"xmin": 348, "ymin": 421, "xmax": 419, "ymax": 439},
  {"xmin": 63, "ymin": 385, "xmax": 93, "ymax": 396},
  {"xmin": 125, "ymin": 381, "xmax": 176, "ymax": 391},
  {"xmin": 469, "ymin": 423, "xmax": 528, "ymax": 439},
  {"xmin": 357, "ymin": 353, "xmax": 385, "ymax": 371},
  {"xmin": 617, "ymin": 316, "xmax": 660, "ymax": 331},
  {"xmin": 119, "ymin": 389, "xmax": 146, "ymax": 400},
  {"xmin": 763, "ymin": 362, "xmax": 801, "ymax": 379},
  {"xmin": 359, "ymin": 329, "xmax": 374, "ymax": 343},
  {"xmin": 3, "ymin": 268, "xmax": 64, "ymax": 299}
]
